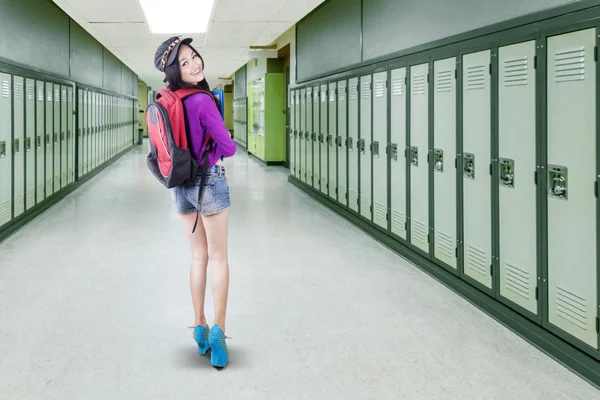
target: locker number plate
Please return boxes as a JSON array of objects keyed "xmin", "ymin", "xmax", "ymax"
[
  {"xmin": 499, "ymin": 158, "xmax": 515, "ymax": 188},
  {"xmin": 411, "ymin": 146, "xmax": 419, "ymax": 166},
  {"xmin": 434, "ymin": 149, "xmax": 444, "ymax": 172},
  {"xmin": 463, "ymin": 153, "xmax": 475, "ymax": 179},
  {"xmin": 548, "ymin": 165, "xmax": 568, "ymax": 200}
]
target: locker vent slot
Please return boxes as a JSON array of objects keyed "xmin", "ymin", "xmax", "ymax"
[
  {"xmin": 467, "ymin": 246, "xmax": 488, "ymax": 276},
  {"xmin": 392, "ymin": 210, "xmax": 405, "ymax": 233},
  {"xmin": 349, "ymin": 85, "xmax": 358, "ymax": 100},
  {"xmin": 374, "ymin": 202, "xmax": 386, "ymax": 223},
  {"xmin": 37, "ymin": 88, "xmax": 44, "ymax": 101},
  {"xmin": 504, "ymin": 57, "xmax": 529, "ymax": 87},
  {"xmin": 1, "ymin": 201, "xmax": 10, "ymax": 222},
  {"xmin": 361, "ymin": 196, "xmax": 370, "ymax": 214},
  {"xmin": 47, "ymin": 89, "xmax": 52, "ymax": 102},
  {"xmin": 15, "ymin": 195, "xmax": 24, "ymax": 213},
  {"xmin": 321, "ymin": 91, "xmax": 327, "ymax": 103},
  {"xmin": 374, "ymin": 80, "xmax": 386, "ymax": 98},
  {"xmin": 15, "ymin": 82, "xmax": 24, "ymax": 99},
  {"xmin": 411, "ymin": 74, "xmax": 427, "ymax": 95},
  {"xmin": 392, "ymin": 78, "xmax": 405, "ymax": 96},
  {"xmin": 27, "ymin": 189, "xmax": 35, "ymax": 206},
  {"xmin": 412, "ymin": 220, "xmax": 428, "ymax": 246},
  {"xmin": 329, "ymin": 89, "xmax": 336, "ymax": 102},
  {"xmin": 27, "ymin": 84, "xmax": 34, "ymax": 100},
  {"xmin": 339, "ymin": 185, "xmax": 347, "ymax": 202},
  {"xmin": 2, "ymin": 80, "xmax": 10, "ymax": 98},
  {"xmin": 556, "ymin": 286, "xmax": 588, "ymax": 329},
  {"xmin": 467, "ymin": 65, "xmax": 487, "ymax": 90},
  {"xmin": 314, "ymin": 91, "xmax": 319, "ymax": 103},
  {"xmin": 37, "ymin": 183, "xmax": 44, "ymax": 198},
  {"xmin": 329, "ymin": 180, "xmax": 336, "ymax": 193},
  {"xmin": 505, "ymin": 262, "xmax": 530, "ymax": 300},
  {"xmin": 554, "ymin": 46, "xmax": 586, "ymax": 83},
  {"xmin": 62, "ymin": 89, "xmax": 67, "ymax": 103},
  {"xmin": 361, "ymin": 82, "xmax": 370, "ymax": 99},
  {"xmin": 55, "ymin": 90, "xmax": 59, "ymax": 102},
  {"xmin": 436, "ymin": 231, "xmax": 454, "ymax": 259},
  {"xmin": 350, "ymin": 190, "xmax": 359, "ymax": 207},
  {"xmin": 436, "ymin": 70, "xmax": 453, "ymax": 93}
]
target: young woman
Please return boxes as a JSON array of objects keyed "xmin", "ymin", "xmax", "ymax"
[{"xmin": 154, "ymin": 36, "xmax": 236, "ymax": 368}]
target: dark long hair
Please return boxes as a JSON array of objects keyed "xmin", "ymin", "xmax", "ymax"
[{"xmin": 163, "ymin": 43, "xmax": 211, "ymax": 92}]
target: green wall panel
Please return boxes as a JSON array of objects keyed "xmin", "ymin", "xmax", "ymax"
[
  {"xmin": 103, "ymin": 48, "xmax": 122, "ymax": 94},
  {"xmin": 296, "ymin": 0, "xmax": 361, "ymax": 82},
  {"xmin": 121, "ymin": 66, "xmax": 134, "ymax": 98},
  {"xmin": 69, "ymin": 20, "xmax": 103, "ymax": 88},
  {"xmin": 0, "ymin": 0, "xmax": 70, "ymax": 77},
  {"xmin": 234, "ymin": 65, "xmax": 246, "ymax": 100},
  {"xmin": 362, "ymin": 0, "xmax": 578, "ymax": 61}
]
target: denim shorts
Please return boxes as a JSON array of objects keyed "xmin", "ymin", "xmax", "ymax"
[{"xmin": 171, "ymin": 165, "xmax": 231, "ymax": 216}]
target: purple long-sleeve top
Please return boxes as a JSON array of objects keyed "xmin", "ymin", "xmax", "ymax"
[{"xmin": 183, "ymin": 93, "xmax": 236, "ymax": 167}]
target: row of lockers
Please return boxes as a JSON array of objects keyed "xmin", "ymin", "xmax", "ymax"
[
  {"xmin": 0, "ymin": 72, "xmax": 136, "ymax": 230},
  {"xmin": 233, "ymin": 98, "xmax": 247, "ymax": 148},
  {"xmin": 289, "ymin": 27, "xmax": 599, "ymax": 356}
]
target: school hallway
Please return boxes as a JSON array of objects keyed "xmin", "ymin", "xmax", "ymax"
[{"xmin": 0, "ymin": 143, "xmax": 596, "ymax": 399}]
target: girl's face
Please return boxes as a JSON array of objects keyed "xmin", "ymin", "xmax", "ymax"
[{"xmin": 177, "ymin": 44, "xmax": 205, "ymax": 84}]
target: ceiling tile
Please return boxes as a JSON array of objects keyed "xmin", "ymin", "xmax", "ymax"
[
  {"xmin": 211, "ymin": 0, "xmax": 287, "ymax": 22},
  {"xmin": 65, "ymin": 0, "xmax": 145, "ymax": 22},
  {"xmin": 252, "ymin": 22, "xmax": 295, "ymax": 46},
  {"xmin": 204, "ymin": 21, "xmax": 269, "ymax": 47}
]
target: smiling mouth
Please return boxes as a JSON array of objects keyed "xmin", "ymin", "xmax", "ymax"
[{"xmin": 192, "ymin": 70, "xmax": 201, "ymax": 76}]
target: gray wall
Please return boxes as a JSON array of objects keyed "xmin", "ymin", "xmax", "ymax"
[
  {"xmin": 0, "ymin": 0, "xmax": 137, "ymax": 97},
  {"xmin": 296, "ymin": 0, "xmax": 579, "ymax": 82},
  {"xmin": 234, "ymin": 65, "xmax": 247, "ymax": 100}
]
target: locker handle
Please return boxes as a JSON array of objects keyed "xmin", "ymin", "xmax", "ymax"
[
  {"xmin": 26, "ymin": 137, "xmax": 32, "ymax": 151},
  {"xmin": 0, "ymin": 141, "xmax": 5, "ymax": 158},
  {"xmin": 13, "ymin": 139, "xmax": 20, "ymax": 154},
  {"xmin": 36, "ymin": 136, "xmax": 41, "ymax": 148}
]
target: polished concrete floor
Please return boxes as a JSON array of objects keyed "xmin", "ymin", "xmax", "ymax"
[{"xmin": 0, "ymin": 142, "xmax": 599, "ymax": 400}]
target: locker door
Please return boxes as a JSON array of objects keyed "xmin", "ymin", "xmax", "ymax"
[
  {"xmin": 67, "ymin": 87, "xmax": 73, "ymax": 184},
  {"xmin": 36, "ymin": 82, "xmax": 45, "ymax": 203},
  {"xmin": 92, "ymin": 93, "xmax": 97, "ymax": 169},
  {"xmin": 433, "ymin": 57, "xmax": 458, "ymax": 268},
  {"xmin": 78, "ymin": 89, "xmax": 83, "ymax": 179},
  {"xmin": 348, "ymin": 78, "xmax": 359, "ymax": 212},
  {"xmin": 409, "ymin": 63, "xmax": 430, "ymax": 253},
  {"xmin": 462, "ymin": 49, "xmax": 493, "ymax": 289},
  {"xmin": 328, "ymin": 83, "xmax": 338, "ymax": 201},
  {"xmin": 300, "ymin": 89, "xmax": 306, "ymax": 183},
  {"xmin": 82, "ymin": 90, "xmax": 87, "ymax": 176},
  {"xmin": 45, "ymin": 84, "xmax": 54, "ymax": 196},
  {"xmin": 498, "ymin": 40, "xmax": 537, "ymax": 314},
  {"xmin": 359, "ymin": 74, "xmax": 372, "ymax": 220},
  {"xmin": 373, "ymin": 72, "xmax": 388, "ymax": 229},
  {"xmin": 391, "ymin": 68, "xmax": 407, "ymax": 239},
  {"xmin": 53, "ymin": 84, "xmax": 60, "ymax": 192},
  {"xmin": 547, "ymin": 28, "xmax": 597, "ymax": 349},
  {"xmin": 294, "ymin": 91, "xmax": 300, "ymax": 179},
  {"xmin": 312, "ymin": 86, "xmax": 320, "ymax": 190},
  {"xmin": 0, "ymin": 74, "xmax": 12, "ymax": 226},
  {"xmin": 13, "ymin": 76, "xmax": 25, "ymax": 218},
  {"xmin": 289, "ymin": 91, "xmax": 295, "ymax": 176},
  {"xmin": 25, "ymin": 79, "xmax": 35, "ymax": 210},
  {"xmin": 337, "ymin": 80, "xmax": 348, "ymax": 207},
  {"xmin": 306, "ymin": 87, "xmax": 314, "ymax": 187},
  {"xmin": 61, "ymin": 86, "xmax": 67, "ymax": 188},
  {"xmin": 320, "ymin": 84, "xmax": 328, "ymax": 195}
]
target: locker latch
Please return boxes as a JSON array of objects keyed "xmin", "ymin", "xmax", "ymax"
[
  {"xmin": 548, "ymin": 165, "xmax": 568, "ymax": 200},
  {"xmin": 372, "ymin": 141, "xmax": 380, "ymax": 157},
  {"xmin": 463, "ymin": 153, "xmax": 475, "ymax": 179},
  {"xmin": 35, "ymin": 136, "xmax": 41, "ymax": 148},
  {"xmin": 499, "ymin": 158, "xmax": 515, "ymax": 188},
  {"xmin": 13, "ymin": 139, "xmax": 20, "ymax": 154},
  {"xmin": 0, "ymin": 141, "xmax": 6, "ymax": 158},
  {"xmin": 410, "ymin": 146, "xmax": 418, "ymax": 166},
  {"xmin": 434, "ymin": 149, "xmax": 444, "ymax": 172},
  {"xmin": 390, "ymin": 143, "xmax": 398, "ymax": 161},
  {"xmin": 358, "ymin": 139, "xmax": 365, "ymax": 153},
  {"xmin": 26, "ymin": 137, "xmax": 32, "ymax": 152}
]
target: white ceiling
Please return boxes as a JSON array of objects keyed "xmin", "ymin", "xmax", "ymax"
[{"xmin": 50, "ymin": 0, "xmax": 325, "ymax": 90}]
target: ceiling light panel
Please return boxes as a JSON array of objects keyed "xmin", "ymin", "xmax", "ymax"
[{"xmin": 138, "ymin": 0, "xmax": 216, "ymax": 34}]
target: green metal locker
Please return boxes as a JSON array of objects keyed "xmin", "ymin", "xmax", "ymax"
[
  {"xmin": 359, "ymin": 74, "xmax": 372, "ymax": 220},
  {"xmin": 53, "ymin": 84, "xmax": 60, "ymax": 193},
  {"xmin": 25, "ymin": 79, "xmax": 35, "ymax": 210},
  {"xmin": 372, "ymin": 71, "xmax": 388, "ymax": 229},
  {"xmin": 36, "ymin": 81, "xmax": 45, "ymax": 203},
  {"xmin": 320, "ymin": 84, "xmax": 328, "ymax": 195},
  {"xmin": 290, "ymin": 90, "xmax": 296, "ymax": 177},
  {"xmin": 45, "ymin": 84, "xmax": 53, "ymax": 196},
  {"xmin": 61, "ymin": 86, "xmax": 67, "ymax": 188},
  {"xmin": 348, "ymin": 77, "xmax": 359, "ymax": 213},
  {"xmin": 390, "ymin": 67, "xmax": 407, "ymax": 240},
  {"xmin": 292, "ymin": 91, "xmax": 298, "ymax": 178},
  {"xmin": 306, "ymin": 86, "xmax": 314, "ymax": 187},
  {"xmin": 547, "ymin": 27, "xmax": 597, "ymax": 349},
  {"xmin": 300, "ymin": 88, "xmax": 306, "ymax": 183},
  {"xmin": 67, "ymin": 87, "xmax": 73, "ymax": 185},
  {"xmin": 85, "ymin": 91, "xmax": 90, "ymax": 175},
  {"xmin": 77, "ymin": 89, "xmax": 82, "ymax": 179},
  {"xmin": 462, "ymin": 49, "xmax": 493, "ymax": 289},
  {"xmin": 312, "ymin": 86, "xmax": 320, "ymax": 190},
  {"xmin": 13, "ymin": 76, "xmax": 25, "ymax": 218},
  {"xmin": 0, "ymin": 74, "xmax": 12, "ymax": 227},
  {"xmin": 328, "ymin": 83, "xmax": 337, "ymax": 201},
  {"xmin": 433, "ymin": 57, "xmax": 458, "ymax": 269},
  {"xmin": 409, "ymin": 63, "xmax": 429, "ymax": 253},
  {"xmin": 337, "ymin": 80, "xmax": 347, "ymax": 207},
  {"xmin": 498, "ymin": 40, "xmax": 537, "ymax": 314},
  {"xmin": 92, "ymin": 93, "xmax": 97, "ymax": 169}
]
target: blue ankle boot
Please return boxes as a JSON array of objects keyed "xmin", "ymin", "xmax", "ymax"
[
  {"xmin": 192, "ymin": 325, "xmax": 210, "ymax": 355},
  {"xmin": 208, "ymin": 325, "xmax": 229, "ymax": 367}
]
